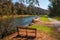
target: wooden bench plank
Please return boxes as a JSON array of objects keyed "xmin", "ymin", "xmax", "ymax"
[{"xmin": 17, "ymin": 27, "xmax": 37, "ymax": 38}]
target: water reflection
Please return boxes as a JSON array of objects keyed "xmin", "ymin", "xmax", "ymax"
[{"xmin": 13, "ymin": 16, "xmax": 35, "ymax": 27}]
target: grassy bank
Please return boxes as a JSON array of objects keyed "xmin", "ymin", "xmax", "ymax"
[
  {"xmin": 53, "ymin": 17, "xmax": 60, "ymax": 21},
  {"xmin": 0, "ymin": 15, "xmax": 30, "ymax": 19},
  {"xmin": 40, "ymin": 15, "xmax": 50, "ymax": 22},
  {"xmin": 29, "ymin": 25, "xmax": 52, "ymax": 34},
  {"xmin": 29, "ymin": 24, "xmax": 57, "ymax": 40}
]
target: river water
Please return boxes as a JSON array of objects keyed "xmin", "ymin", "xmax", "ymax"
[{"xmin": 12, "ymin": 16, "xmax": 36, "ymax": 27}]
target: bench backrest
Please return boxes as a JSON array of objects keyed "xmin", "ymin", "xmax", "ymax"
[{"xmin": 17, "ymin": 27, "xmax": 37, "ymax": 37}]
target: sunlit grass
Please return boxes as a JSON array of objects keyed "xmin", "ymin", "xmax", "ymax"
[
  {"xmin": 40, "ymin": 15, "xmax": 50, "ymax": 22},
  {"xmin": 29, "ymin": 25, "xmax": 52, "ymax": 34}
]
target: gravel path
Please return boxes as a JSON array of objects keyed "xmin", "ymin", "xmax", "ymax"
[{"xmin": 48, "ymin": 18, "xmax": 60, "ymax": 28}]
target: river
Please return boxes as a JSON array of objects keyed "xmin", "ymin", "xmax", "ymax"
[{"xmin": 12, "ymin": 16, "xmax": 37, "ymax": 27}]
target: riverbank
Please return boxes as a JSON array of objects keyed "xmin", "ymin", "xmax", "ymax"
[
  {"xmin": 30, "ymin": 17, "xmax": 53, "ymax": 33},
  {"xmin": 0, "ymin": 15, "xmax": 30, "ymax": 19},
  {"xmin": 29, "ymin": 17, "xmax": 60, "ymax": 40},
  {"xmin": 29, "ymin": 18, "xmax": 53, "ymax": 40}
]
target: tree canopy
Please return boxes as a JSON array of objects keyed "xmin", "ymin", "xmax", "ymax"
[
  {"xmin": 0, "ymin": 0, "xmax": 39, "ymax": 15},
  {"xmin": 49, "ymin": 0, "xmax": 60, "ymax": 17}
]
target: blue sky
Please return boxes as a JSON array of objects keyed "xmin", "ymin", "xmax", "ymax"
[
  {"xmin": 39, "ymin": 0, "xmax": 50, "ymax": 10},
  {"xmin": 12, "ymin": 0, "xmax": 50, "ymax": 10}
]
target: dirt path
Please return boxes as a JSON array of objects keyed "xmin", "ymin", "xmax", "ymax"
[
  {"xmin": 48, "ymin": 18, "xmax": 60, "ymax": 31},
  {"xmin": 48, "ymin": 18, "xmax": 60, "ymax": 28},
  {"xmin": 4, "ymin": 31, "xmax": 52, "ymax": 40},
  {"xmin": 48, "ymin": 18, "xmax": 60, "ymax": 40},
  {"xmin": 48, "ymin": 18, "xmax": 60, "ymax": 23}
]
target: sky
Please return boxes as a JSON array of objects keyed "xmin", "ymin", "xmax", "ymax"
[
  {"xmin": 12, "ymin": 0, "xmax": 50, "ymax": 10},
  {"xmin": 39, "ymin": 0, "xmax": 50, "ymax": 10}
]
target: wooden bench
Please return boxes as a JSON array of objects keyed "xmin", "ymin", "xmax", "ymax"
[{"xmin": 15, "ymin": 27, "xmax": 37, "ymax": 40}]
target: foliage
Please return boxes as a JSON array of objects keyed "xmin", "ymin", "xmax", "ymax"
[
  {"xmin": 52, "ymin": 17, "xmax": 60, "ymax": 20},
  {"xmin": 0, "ymin": 0, "xmax": 39, "ymax": 15},
  {"xmin": 19, "ymin": 0, "xmax": 39, "ymax": 5},
  {"xmin": 49, "ymin": 0, "xmax": 60, "ymax": 17}
]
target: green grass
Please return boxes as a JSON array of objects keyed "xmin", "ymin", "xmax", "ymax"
[
  {"xmin": 40, "ymin": 15, "xmax": 50, "ymax": 22},
  {"xmin": 53, "ymin": 17, "xmax": 60, "ymax": 21},
  {"xmin": 29, "ymin": 25, "xmax": 52, "ymax": 34}
]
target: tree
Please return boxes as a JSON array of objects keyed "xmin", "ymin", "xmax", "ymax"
[
  {"xmin": 19, "ymin": 0, "xmax": 39, "ymax": 15},
  {"xmin": 19, "ymin": 0, "xmax": 39, "ymax": 5},
  {"xmin": 0, "ymin": 0, "xmax": 15, "ymax": 37},
  {"xmin": 49, "ymin": 0, "xmax": 60, "ymax": 17}
]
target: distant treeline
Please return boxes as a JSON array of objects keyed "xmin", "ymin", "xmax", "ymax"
[
  {"xmin": 0, "ymin": 0, "xmax": 38, "ymax": 15},
  {"xmin": 0, "ymin": 0, "xmax": 48, "ymax": 15}
]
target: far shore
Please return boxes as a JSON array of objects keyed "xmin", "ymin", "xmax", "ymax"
[{"xmin": 0, "ymin": 15, "xmax": 32, "ymax": 19}]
